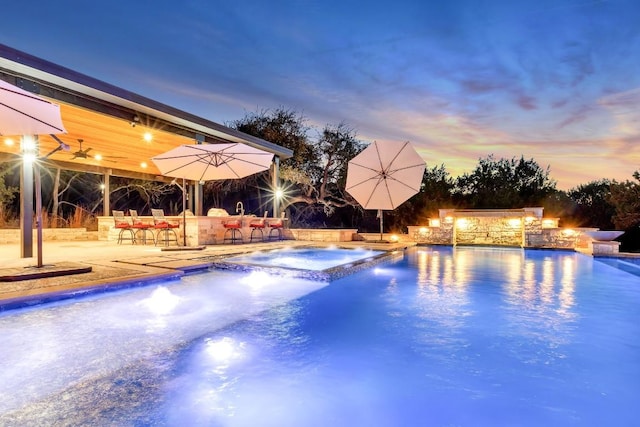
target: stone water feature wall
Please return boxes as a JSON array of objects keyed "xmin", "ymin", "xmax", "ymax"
[
  {"xmin": 407, "ymin": 207, "xmax": 600, "ymax": 251},
  {"xmin": 454, "ymin": 216, "xmax": 523, "ymax": 246}
]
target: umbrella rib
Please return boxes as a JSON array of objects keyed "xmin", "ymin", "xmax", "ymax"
[
  {"xmin": 384, "ymin": 141, "xmax": 411, "ymax": 172},
  {"xmin": 0, "ymin": 101, "xmax": 66, "ymax": 133}
]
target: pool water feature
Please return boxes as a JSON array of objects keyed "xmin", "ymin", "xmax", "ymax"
[
  {"xmin": 0, "ymin": 246, "xmax": 638, "ymax": 426},
  {"xmin": 212, "ymin": 246, "xmax": 393, "ymax": 280}
]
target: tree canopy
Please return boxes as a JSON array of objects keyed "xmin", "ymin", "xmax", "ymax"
[{"xmin": 453, "ymin": 155, "xmax": 557, "ymax": 208}]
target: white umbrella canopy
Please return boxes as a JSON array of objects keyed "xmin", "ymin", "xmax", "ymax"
[
  {"xmin": 0, "ymin": 79, "xmax": 66, "ymax": 135},
  {"xmin": 151, "ymin": 142, "xmax": 274, "ymax": 246},
  {"xmin": 151, "ymin": 142, "xmax": 274, "ymax": 182},
  {"xmin": 346, "ymin": 140, "xmax": 425, "ymax": 240}
]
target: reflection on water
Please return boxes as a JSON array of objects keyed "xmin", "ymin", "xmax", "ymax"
[
  {"xmin": 503, "ymin": 252, "xmax": 577, "ymax": 317},
  {"xmin": 405, "ymin": 247, "xmax": 581, "ymax": 364}
]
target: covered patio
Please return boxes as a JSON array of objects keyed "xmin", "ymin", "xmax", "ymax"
[{"xmin": 0, "ymin": 44, "xmax": 292, "ymax": 258}]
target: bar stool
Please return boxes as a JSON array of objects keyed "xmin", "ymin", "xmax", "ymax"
[
  {"xmin": 113, "ymin": 210, "xmax": 135, "ymax": 244},
  {"xmin": 151, "ymin": 208, "xmax": 180, "ymax": 246},
  {"xmin": 267, "ymin": 219, "xmax": 284, "ymax": 241},
  {"xmin": 129, "ymin": 209, "xmax": 155, "ymax": 245},
  {"xmin": 223, "ymin": 219, "xmax": 243, "ymax": 244},
  {"xmin": 249, "ymin": 212, "xmax": 268, "ymax": 243}
]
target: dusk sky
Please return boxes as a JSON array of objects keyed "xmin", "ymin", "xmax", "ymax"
[{"xmin": 2, "ymin": 0, "xmax": 639, "ymax": 189}]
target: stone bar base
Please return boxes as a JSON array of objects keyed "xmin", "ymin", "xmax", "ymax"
[{"xmin": 98, "ymin": 215, "xmax": 288, "ymax": 246}]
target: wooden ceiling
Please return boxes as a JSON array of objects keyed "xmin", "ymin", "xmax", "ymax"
[{"xmin": 1, "ymin": 101, "xmax": 194, "ymax": 180}]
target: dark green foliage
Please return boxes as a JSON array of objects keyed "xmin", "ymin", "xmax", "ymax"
[
  {"xmin": 567, "ymin": 179, "xmax": 615, "ymax": 229},
  {"xmin": 453, "ymin": 155, "xmax": 557, "ymax": 208},
  {"xmin": 229, "ymin": 108, "xmax": 365, "ymax": 226},
  {"xmin": 609, "ymin": 171, "xmax": 640, "ymax": 230}
]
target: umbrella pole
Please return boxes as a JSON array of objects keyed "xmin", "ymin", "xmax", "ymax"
[
  {"xmin": 182, "ymin": 177, "xmax": 187, "ymax": 247},
  {"xmin": 379, "ymin": 209, "xmax": 383, "ymax": 242}
]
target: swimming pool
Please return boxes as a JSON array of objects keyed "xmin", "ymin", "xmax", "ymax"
[{"xmin": 0, "ymin": 246, "xmax": 638, "ymax": 426}]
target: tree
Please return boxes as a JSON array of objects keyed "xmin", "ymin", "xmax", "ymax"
[
  {"xmin": 230, "ymin": 108, "xmax": 365, "ymax": 226},
  {"xmin": 567, "ymin": 179, "xmax": 615, "ymax": 229},
  {"xmin": 609, "ymin": 171, "xmax": 640, "ymax": 230},
  {"xmin": 454, "ymin": 155, "xmax": 557, "ymax": 208},
  {"xmin": 230, "ymin": 107, "xmax": 315, "ymax": 174}
]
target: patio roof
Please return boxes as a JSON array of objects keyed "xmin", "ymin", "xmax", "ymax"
[{"xmin": 0, "ymin": 44, "xmax": 292, "ymax": 181}]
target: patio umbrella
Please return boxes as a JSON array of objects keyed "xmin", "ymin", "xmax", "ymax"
[
  {"xmin": 151, "ymin": 143, "xmax": 274, "ymax": 246},
  {"xmin": 1, "ymin": 79, "xmax": 67, "ymax": 268},
  {"xmin": 0, "ymin": 79, "xmax": 66, "ymax": 135},
  {"xmin": 345, "ymin": 140, "xmax": 425, "ymax": 241}
]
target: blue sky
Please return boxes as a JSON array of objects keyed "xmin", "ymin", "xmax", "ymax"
[{"xmin": 2, "ymin": 0, "xmax": 639, "ymax": 189}]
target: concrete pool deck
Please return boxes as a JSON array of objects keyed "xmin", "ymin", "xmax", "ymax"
[{"xmin": 0, "ymin": 239, "xmax": 414, "ymax": 308}]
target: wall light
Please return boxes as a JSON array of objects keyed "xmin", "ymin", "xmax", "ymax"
[
  {"xmin": 456, "ymin": 218, "xmax": 469, "ymax": 229},
  {"xmin": 508, "ymin": 218, "xmax": 522, "ymax": 228},
  {"xmin": 429, "ymin": 219, "xmax": 440, "ymax": 227}
]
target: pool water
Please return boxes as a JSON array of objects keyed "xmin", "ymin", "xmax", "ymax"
[
  {"xmin": 223, "ymin": 246, "xmax": 385, "ymax": 271},
  {"xmin": 0, "ymin": 247, "xmax": 638, "ymax": 426}
]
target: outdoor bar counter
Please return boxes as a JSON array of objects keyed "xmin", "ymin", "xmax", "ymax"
[{"xmin": 98, "ymin": 213, "xmax": 287, "ymax": 246}]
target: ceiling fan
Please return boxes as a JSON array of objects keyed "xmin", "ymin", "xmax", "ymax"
[
  {"xmin": 71, "ymin": 139, "xmax": 93, "ymax": 159},
  {"xmin": 70, "ymin": 139, "xmax": 125, "ymax": 162}
]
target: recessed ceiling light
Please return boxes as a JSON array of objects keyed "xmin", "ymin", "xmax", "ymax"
[
  {"xmin": 94, "ymin": 154, "xmax": 103, "ymax": 161},
  {"xmin": 140, "ymin": 162, "xmax": 147, "ymax": 168},
  {"xmin": 143, "ymin": 132, "xmax": 153, "ymax": 142}
]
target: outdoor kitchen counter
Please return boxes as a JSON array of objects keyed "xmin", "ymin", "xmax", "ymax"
[{"xmin": 97, "ymin": 215, "xmax": 287, "ymax": 246}]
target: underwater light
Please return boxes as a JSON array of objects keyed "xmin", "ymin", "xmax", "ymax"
[
  {"xmin": 138, "ymin": 286, "xmax": 182, "ymax": 315},
  {"xmin": 205, "ymin": 337, "xmax": 245, "ymax": 363}
]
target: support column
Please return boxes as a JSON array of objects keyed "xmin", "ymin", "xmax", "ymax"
[
  {"xmin": 103, "ymin": 170, "xmax": 111, "ymax": 216},
  {"xmin": 194, "ymin": 182, "xmax": 203, "ymax": 216},
  {"xmin": 272, "ymin": 156, "xmax": 280, "ymax": 217},
  {"xmin": 194, "ymin": 133, "xmax": 204, "ymax": 216},
  {"xmin": 187, "ymin": 183, "xmax": 194, "ymax": 213},
  {"xmin": 19, "ymin": 135, "xmax": 36, "ymax": 258}
]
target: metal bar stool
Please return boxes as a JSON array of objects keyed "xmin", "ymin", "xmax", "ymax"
[
  {"xmin": 267, "ymin": 218, "xmax": 284, "ymax": 241},
  {"xmin": 151, "ymin": 209, "xmax": 180, "ymax": 246},
  {"xmin": 223, "ymin": 219, "xmax": 243, "ymax": 244},
  {"xmin": 129, "ymin": 209, "xmax": 155, "ymax": 245},
  {"xmin": 113, "ymin": 210, "xmax": 135, "ymax": 244},
  {"xmin": 249, "ymin": 211, "xmax": 268, "ymax": 242}
]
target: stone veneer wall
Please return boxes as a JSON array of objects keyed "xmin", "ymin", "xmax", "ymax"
[
  {"xmin": 0, "ymin": 228, "xmax": 98, "ymax": 244},
  {"xmin": 407, "ymin": 225, "xmax": 598, "ymax": 251},
  {"xmin": 454, "ymin": 217, "xmax": 523, "ymax": 246}
]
